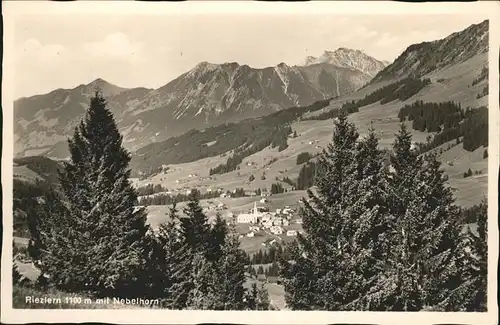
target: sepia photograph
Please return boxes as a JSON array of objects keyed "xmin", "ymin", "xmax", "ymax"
[{"xmin": 1, "ymin": 1, "xmax": 499, "ymax": 325}]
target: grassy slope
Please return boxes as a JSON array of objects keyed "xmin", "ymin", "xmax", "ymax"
[{"xmin": 133, "ymin": 53, "xmax": 488, "ymax": 208}]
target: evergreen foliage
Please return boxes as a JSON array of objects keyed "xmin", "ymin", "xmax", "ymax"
[
  {"xmin": 280, "ymin": 116, "xmax": 487, "ymax": 311},
  {"xmin": 340, "ymin": 77, "xmax": 431, "ymax": 113},
  {"xmin": 32, "ymin": 92, "xmax": 152, "ymax": 298},
  {"xmin": 132, "ymin": 98, "xmax": 332, "ymax": 176},
  {"xmin": 296, "ymin": 161, "xmax": 317, "ymax": 190},
  {"xmin": 458, "ymin": 200, "xmax": 487, "ymax": 311},
  {"xmin": 296, "ymin": 152, "xmax": 312, "ymax": 165},
  {"xmin": 138, "ymin": 188, "xmax": 248, "ymax": 206},
  {"xmin": 398, "ymin": 100, "xmax": 463, "ymax": 133},
  {"xmin": 270, "ymin": 182, "xmax": 285, "ymax": 194}
]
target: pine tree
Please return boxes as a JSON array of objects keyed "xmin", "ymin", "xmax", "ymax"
[
  {"xmin": 147, "ymin": 202, "xmax": 193, "ymax": 308},
  {"xmin": 214, "ymin": 230, "xmax": 248, "ymax": 309},
  {"xmin": 280, "ymin": 110, "xmax": 360, "ymax": 310},
  {"xmin": 256, "ymin": 282, "xmax": 271, "ymax": 310},
  {"xmin": 450, "ymin": 201, "xmax": 487, "ymax": 311},
  {"xmin": 35, "ymin": 92, "xmax": 151, "ymax": 297},
  {"xmin": 180, "ymin": 190, "xmax": 210, "ymax": 253},
  {"xmin": 206, "ymin": 214, "xmax": 227, "ymax": 261},
  {"xmin": 246, "ymin": 282, "xmax": 258, "ymax": 310},
  {"xmin": 341, "ymin": 125, "xmax": 391, "ymax": 310},
  {"xmin": 377, "ymin": 129, "xmax": 467, "ymax": 311},
  {"xmin": 187, "ymin": 252, "xmax": 219, "ymax": 309}
]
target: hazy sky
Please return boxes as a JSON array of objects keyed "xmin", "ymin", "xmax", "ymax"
[{"xmin": 13, "ymin": 14, "xmax": 486, "ymax": 99}]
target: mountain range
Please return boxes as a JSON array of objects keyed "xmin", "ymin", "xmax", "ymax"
[
  {"xmin": 14, "ymin": 48, "xmax": 388, "ymax": 158},
  {"xmin": 13, "ymin": 19, "xmax": 489, "ymax": 213}
]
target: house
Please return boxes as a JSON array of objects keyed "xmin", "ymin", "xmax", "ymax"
[
  {"xmin": 260, "ymin": 198, "xmax": 269, "ymax": 204},
  {"xmin": 246, "ymin": 231, "xmax": 255, "ymax": 238},
  {"xmin": 287, "ymin": 230, "xmax": 298, "ymax": 237},
  {"xmin": 296, "ymin": 218, "xmax": 303, "ymax": 224},
  {"xmin": 270, "ymin": 226, "xmax": 283, "ymax": 235},
  {"xmin": 283, "ymin": 219, "xmax": 290, "ymax": 227},
  {"xmin": 275, "ymin": 208, "xmax": 282, "ymax": 214},
  {"xmin": 260, "ymin": 214, "xmax": 272, "ymax": 223},
  {"xmin": 262, "ymin": 221, "xmax": 273, "ymax": 229},
  {"xmin": 272, "ymin": 218, "xmax": 282, "ymax": 226}
]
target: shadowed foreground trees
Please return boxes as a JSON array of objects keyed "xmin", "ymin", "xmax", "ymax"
[
  {"xmin": 24, "ymin": 92, "xmax": 270, "ymax": 310},
  {"xmin": 280, "ymin": 112, "xmax": 487, "ymax": 311}
]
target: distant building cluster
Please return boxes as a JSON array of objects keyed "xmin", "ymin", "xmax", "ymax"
[{"xmin": 237, "ymin": 203, "xmax": 300, "ymax": 236}]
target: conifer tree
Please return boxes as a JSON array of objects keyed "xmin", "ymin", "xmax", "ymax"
[
  {"xmin": 280, "ymin": 110, "xmax": 360, "ymax": 310},
  {"xmin": 180, "ymin": 190, "xmax": 210, "ymax": 253},
  {"xmin": 186, "ymin": 230, "xmax": 247, "ymax": 310},
  {"xmin": 206, "ymin": 214, "xmax": 227, "ymax": 261},
  {"xmin": 215, "ymin": 230, "xmax": 248, "ymax": 309},
  {"xmin": 147, "ymin": 202, "xmax": 192, "ymax": 308},
  {"xmin": 378, "ymin": 128, "xmax": 467, "ymax": 311},
  {"xmin": 341, "ymin": 125, "xmax": 391, "ymax": 310},
  {"xmin": 450, "ymin": 200, "xmax": 488, "ymax": 311},
  {"xmin": 35, "ymin": 91, "xmax": 151, "ymax": 297},
  {"xmin": 246, "ymin": 283, "xmax": 258, "ymax": 310}
]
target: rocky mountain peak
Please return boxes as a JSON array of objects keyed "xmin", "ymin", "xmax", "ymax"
[{"xmin": 301, "ymin": 47, "xmax": 387, "ymax": 77}]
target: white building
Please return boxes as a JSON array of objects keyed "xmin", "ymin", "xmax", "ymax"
[
  {"xmin": 287, "ymin": 230, "xmax": 298, "ymax": 237},
  {"xmin": 273, "ymin": 218, "xmax": 282, "ymax": 226},
  {"xmin": 246, "ymin": 231, "xmax": 255, "ymax": 238},
  {"xmin": 270, "ymin": 226, "xmax": 283, "ymax": 235},
  {"xmin": 283, "ymin": 219, "xmax": 289, "ymax": 227},
  {"xmin": 237, "ymin": 203, "xmax": 261, "ymax": 224},
  {"xmin": 276, "ymin": 208, "xmax": 282, "ymax": 214}
]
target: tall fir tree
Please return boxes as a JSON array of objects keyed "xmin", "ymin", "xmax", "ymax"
[
  {"xmin": 34, "ymin": 91, "xmax": 151, "ymax": 297},
  {"xmin": 214, "ymin": 229, "xmax": 248, "ymax": 309},
  {"xmin": 449, "ymin": 200, "xmax": 487, "ymax": 311},
  {"xmin": 180, "ymin": 190, "xmax": 210, "ymax": 253},
  {"xmin": 341, "ymin": 125, "xmax": 391, "ymax": 310},
  {"xmin": 280, "ymin": 110, "xmax": 361, "ymax": 310},
  {"xmin": 374, "ymin": 126, "xmax": 469, "ymax": 311},
  {"xmin": 147, "ymin": 202, "xmax": 193, "ymax": 308}
]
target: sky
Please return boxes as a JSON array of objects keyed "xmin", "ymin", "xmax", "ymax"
[{"xmin": 13, "ymin": 14, "xmax": 487, "ymax": 99}]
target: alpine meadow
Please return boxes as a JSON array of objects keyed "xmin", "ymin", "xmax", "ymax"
[{"xmin": 6, "ymin": 7, "xmax": 495, "ymax": 319}]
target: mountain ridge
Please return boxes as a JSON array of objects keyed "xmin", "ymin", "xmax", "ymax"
[{"xmin": 15, "ymin": 49, "xmax": 383, "ymax": 158}]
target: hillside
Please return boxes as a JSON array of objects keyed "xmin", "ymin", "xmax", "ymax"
[
  {"xmin": 371, "ymin": 20, "xmax": 488, "ymax": 82},
  {"xmin": 13, "ymin": 156, "xmax": 62, "ymax": 237},
  {"xmin": 14, "ymin": 49, "xmax": 385, "ymax": 159},
  {"xmin": 130, "ymin": 20, "xmax": 489, "ymax": 210}
]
